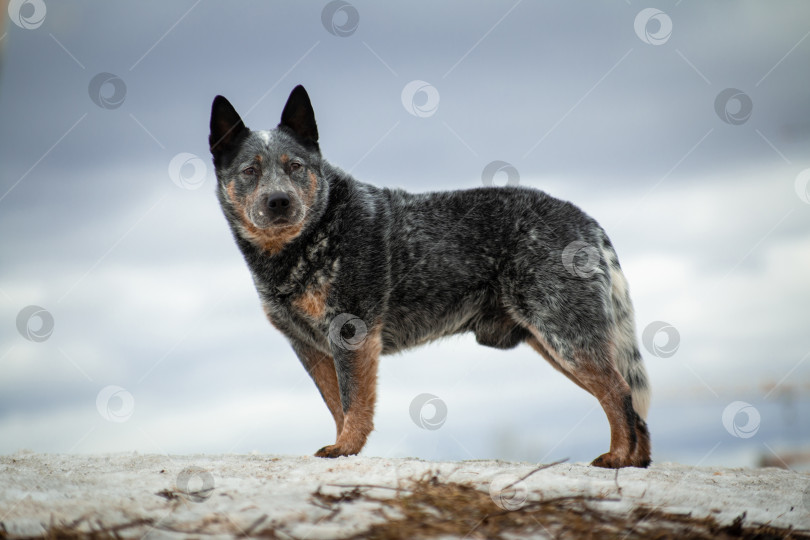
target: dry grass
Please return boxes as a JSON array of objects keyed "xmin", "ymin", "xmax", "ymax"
[
  {"xmin": 305, "ymin": 472, "xmax": 810, "ymax": 540},
  {"xmin": 4, "ymin": 472, "xmax": 808, "ymax": 539}
]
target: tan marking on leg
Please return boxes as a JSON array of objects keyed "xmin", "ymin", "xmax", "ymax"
[
  {"xmin": 633, "ymin": 416, "xmax": 652, "ymax": 467},
  {"xmin": 527, "ymin": 336, "xmax": 591, "ymax": 394},
  {"xmin": 305, "ymin": 350, "xmax": 344, "ymax": 439},
  {"xmin": 292, "ymin": 282, "xmax": 330, "ymax": 320},
  {"xmin": 315, "ymin": 328, "xmax": 382, "ymax": 458},
  {"xmin": 575, "ymin": 361, "xmax": 635, "ymax": 468},
  {"xmin": 526, "ymin": 327, "xmax": 642, "ymax": 468}
]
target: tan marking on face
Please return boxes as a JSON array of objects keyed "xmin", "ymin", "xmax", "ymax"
[
  {"xmin": 315, "ymin": 327, "xmax": 382, "ymax": 457},
  {"xmin": 307, "ymin": 171, "xmax": 318, "ymax": 206},
  {"xmin": 292, "ymin": 282, "xmax": 331, "ymax": 320},
  {"xmin": 242, "ymin": 222, "xmax": 304, "ymax": 255},
  {"xmin": 226, "ymin": 181, "xmax": 304, "ymax": 255},
  {"xmin": 226, "ymin": 180, "xmax": 237, "ymax": 202},
  {"xmin": 280, "ymin": 154, "xmax": 289, "ymax": 165},
  {"xmin": 255, "ymin": 154, "xmax": 263, "ymax": 164}
]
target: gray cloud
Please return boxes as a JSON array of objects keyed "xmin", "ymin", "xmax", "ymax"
[{"xmin": 1, "ymin": 1, "xmax": 809, "ymax": 466}]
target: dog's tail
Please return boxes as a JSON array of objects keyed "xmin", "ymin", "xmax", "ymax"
[{"xmin": 603, "ymin": 242, "xmax": 651, "ymax": 420}]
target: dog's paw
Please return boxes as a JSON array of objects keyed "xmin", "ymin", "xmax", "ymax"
[
  {"xmin": 314, "ymin": 444, "xmax": 356, "ymax": 458},
  {"xmin": 591, "ymin": 452, "xmax": 632, "ymax": 469},
  {"xmin": 632, "ymin": 455, "xmax": 652, "ymax": 468}
]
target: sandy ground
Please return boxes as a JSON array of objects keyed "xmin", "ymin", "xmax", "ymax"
[{"xmin": 1, "ymin": 452, "xmax": 809, "ymax": 538}]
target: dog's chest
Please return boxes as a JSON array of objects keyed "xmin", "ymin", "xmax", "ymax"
[{"xmin": 255, "ymin": 233, "xmax": 340, "ymax": 342}]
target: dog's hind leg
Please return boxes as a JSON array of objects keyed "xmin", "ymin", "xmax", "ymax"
[
  {"xmin": 526, "ymin": 336, "xmax": 590, "ymax": 393},
  {"xmin": 509, "ymin": 229, "xmax": 651, "ymax": 467},
  {"xmin": 526, "ymin": 329, "xmax": 646, "ymax": 468},
  {"xmin": 604, "ymin": 254, "xmax": 652, "ymax": 467}
]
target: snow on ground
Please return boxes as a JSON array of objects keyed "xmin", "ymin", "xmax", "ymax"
[{"xmin": 1, "ymin": 452, "xmax": 809, "ymax": 538}]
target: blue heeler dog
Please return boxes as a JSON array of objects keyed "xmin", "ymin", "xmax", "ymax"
[{"xmin": 209, "ymin": 85, "xmax": 651, "ymax": 468}]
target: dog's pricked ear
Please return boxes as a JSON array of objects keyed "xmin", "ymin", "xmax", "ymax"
[
  {"xmin": 210, "ymin": 95, "xmax": 249, "ymax": 167},
  {"xmin": 279, "ymin": 85, "xmax": 319, "ymax": 151}
]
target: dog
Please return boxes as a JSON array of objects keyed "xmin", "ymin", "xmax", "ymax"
[{"xmin": 209, "ymin": 85, "xmax": 651, "ymax": 468}]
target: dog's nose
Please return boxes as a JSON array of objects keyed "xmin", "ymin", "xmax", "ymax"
[{"xmin": 264, "ymin": 191, "xmax": 291, "ymax": 218}]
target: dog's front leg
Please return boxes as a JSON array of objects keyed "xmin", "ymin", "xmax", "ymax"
[
  {"xmin": 292, "ymin": 342, "xmax": 344, "ymax": 440},
  {"xmin": 315, "ymin": 325, "xmax": 382, "ymax": 458}
]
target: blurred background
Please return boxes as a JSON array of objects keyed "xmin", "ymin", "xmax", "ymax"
[{"xmin": 1, "ymin": 1, "xmax": 808, "ymax": 469}]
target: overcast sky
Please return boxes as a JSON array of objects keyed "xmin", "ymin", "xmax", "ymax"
[{"xmin": 1, "ymin": 1, "xmax": 809, "ymax": 468}]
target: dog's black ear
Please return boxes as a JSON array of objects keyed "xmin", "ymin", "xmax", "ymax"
[
  {"xmin": 210, "ymin": 95, "xmax": 249, "ymax": 168},
  {"xmin": 279, "ymin": 85, "xmax": 319, "ymax": 151}
]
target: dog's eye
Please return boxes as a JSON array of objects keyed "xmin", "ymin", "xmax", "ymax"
[
  {"xmin": 289, "ymin": 162, "xmax": 302, "ymax": 172},
  {"xmin": 242, "ymin": 167, "xmax": 257, "ymax": 176}
]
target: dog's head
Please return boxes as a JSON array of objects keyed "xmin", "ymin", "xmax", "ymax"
[{"xmin": 209, "ymin": 85, "xmax": 326, "ymax": 255}]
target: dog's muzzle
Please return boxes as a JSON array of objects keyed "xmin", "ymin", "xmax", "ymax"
[{"xmin": 253, "ymin": 191, "xmax": 297, "ymax": 227}]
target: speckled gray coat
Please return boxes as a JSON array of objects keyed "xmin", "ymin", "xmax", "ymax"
[{"xmin": 209, "ymin": 86, "xmax": 651, "ymax": 468}]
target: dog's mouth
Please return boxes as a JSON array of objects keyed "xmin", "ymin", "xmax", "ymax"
[
  {"xmin": 249, "ymin": 207, "xmax": 303, "ymax": 230},
  {"xmin": 255, "ymin": 212, "xmax": 293, "ymax": 227}
]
